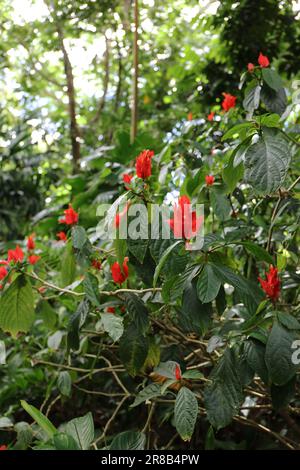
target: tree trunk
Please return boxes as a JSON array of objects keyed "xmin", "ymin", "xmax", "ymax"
[
  {"xmin": 57, "ymin": 24, "xmax": 81, "ymax": 173},
  {"xmin": 130, "ymin": 0, "xmax": 139, "ymax": 144},
  {"xmin": 89, "ymin": 34, "xmax": 110, "ymax": 126}
]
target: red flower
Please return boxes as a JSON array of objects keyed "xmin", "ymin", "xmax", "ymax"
[
  {"xmin": 221, "ymin": 93, "xmax": 237, "ymax": 112},
  {"xmin": 111, "ymin": 257, "xmax": 129, "ymax": 284},
  {"xmin": 136, "ymin": 150, "xmax": 154, "ymax": 179},
  {"xmin": 114, "ymin": 202, "xmax": 129, "ymax": 229},
  {"xmin": 207, "ymin": 111, "xmax": 215, "ymax": 121},
  {"xmin": 27, "ymin": 234, "xmax": 35, "ymax": 251},
  {"xmin": 0, "ymin": 266, "xmax": 8, "ymax": 280},
  {"xmin": 123, "ymin": 173, "xmax": 133, "ymax": 189},
  {"xmin": 187, "ymin": 112, "xmax": 193, "ymax": 121},
  {"xmin": 0, "ymin": 260, "xmax": 8, "ymax": 266},
  {"xmin": 57, "ymin": 231, "xmax": 67, "ymax": 242},
  {"xmin": 258, "ymin": 52, "xmax": 270, "ymax": 68},
  {"xmin": 0, "ymin": 445, "xmax": 7, "ymax": 451},
  {"xmin": 168, "ymin": 195, "xmax": 203, "ymax": 240},
  {"xmin": 205, "ymin": 175, "xmax": 215, "ymax": 186},
  {"xmin": 258, "ymin": 265, "xmax": 280, "ymax": 302},
  {"xmin": 59, "ymin": 204, "xmax": 79, "ymax": 225},
  {"xmin": 107, "ymin": 307, "xmax": 115, "ymax": 314},
  {"xmin": 7, "ymin": 246, "xmax": 24, "ymax": 264},
  {"xmin": 28, "ymin": 254, "xmax": 41, "ymax": 265},
  {"xmin": 91, "ymin": 259, "xmax": 101, "ymax": 270},
  {"xmin": 247, "ymin": 62, "xmax": 255, "ymax": 72},
  {"xmin": 175, "ymin": 364, "xmax": 181, "ymax": 381}
]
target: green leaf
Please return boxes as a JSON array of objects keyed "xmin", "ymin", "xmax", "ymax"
[
  {"xmin": 182, "ymin": 370, "xmax": 204, "ymax": 380},
  {"xmin": 61, "ymin": 242, "xmax": 76, "ymax": 287},
  {"xmin": 110, "ymin": 431, "xmax": 146, "ymax": 450},
  {"xmin": 204, "ymin": 348, "xmax": 243, "ymax": 430},
  {"xmin": 244, "ymin": 339, "xmax": 269, "ymax": 384},
  {"xmin": 64, "ymin": 412, "xmax": 94, "ymax": 450},
  {"xmin": 71, "ymin": 225, "xmax": 88, "ymax": 250},
  {"xmin": 14, "ymin": 422, "xmax": 33, "ymax": 450},
  {"xmin": 0, "ymin": 275, "xmax": 34, "ymax": 338},
  {"xmin": 98, "ymin": 313, "xmax": 124, "ymax": 342},
  {"xmin": 174, "ymin": 387, "xmax": 198, "ymax": 441},
  {"xmin": 210, "ymin": 188, "xmax": 231, "ymax": 221},
  {"xmin": 131, "ymin": 383, "xmax": 161, "ymax": 407},
  {"xmin": 265, "ymin": 321, "xmax": 299, "ymax": 385},
  {"xmin": 57, "ymin": 371, "xmax": 72, "ymax": 397},
  {"xmin": 67, "ymin": 299, "xmax": 89, "ymax": 351},
  {"xmin": 223, "ymin": 153, "xmax": 244, "ymax": 192},
  {"xmin": 83, "ymin": 272, "xmax": 101, "ymax": 308},
  {"xmin": 153, "ymin": 240, "xmax": 183, "ymax": 287},
  {"xmin": 197, "ymin": 264, "xmax": 221, "ymax": 303},
  {"xmin": 53, "ymin": 432, "xmax": 80, "ymax": 450},
  {"xmin": 222, "ymin": 122, "xmax": 253, "ymax": 141},
  {"xmin": 241, "ymin": 241, "xmax": 274, "ymax": 264},
  {"xmin": 271, "ymin": 376, "xmax": 296, "ymax": 410},
  {"xmin": 154, "ymin": 360, "xmax": 180, "ymax": 379},
  {"xmin": 243, "ymin": 84, "xmax": 261, "ymax": 113},
  {"xmin": 21, "ymin": 400, "xmax": 57, "ymax": 438},
  {"xmin": 261, "ymin": 85, "xmax": 287, "ymax": 116},
  {"xmin": 119, "ymin": 323, "xmax": 149, "ymax": 376},
  {"xmin": 262, "ymin": 68, "xmax": 283, "ymax": 92},
  {"xmin": 180, "ymin": 280, "xmax": 212, "ymax": 335},
  {"xmin": 277, "ymin": 312, "xmax": 300, "ymax": 330},
  {"xmin": 127, "ymin": 238, "xmax": 148, "ymax": 263},
  {"xmin": 244, "ymin": 127, "xmax": 291, "ymax": 195},
  {"xmin": 124, "ymin": 293, "xmax": 149, "ymax": 334}
]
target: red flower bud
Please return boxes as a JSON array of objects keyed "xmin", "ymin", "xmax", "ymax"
[
  {"xmin": 221, "ymin": 93, "xmax": 237, "ymax": 112},
  {"xmin": 57, "ymin": 231, "xmax": 67, "ymax": 242},
  {"xmin": 28, "ymin": 254, "xmax": 41, "ymax": 265},
  {"xmin": 258, "ymin": 265, "xmax": 280, "ymax": 302},
  {"xmin": 59, "ymin": 204, "xmax": 79, "ymax": 225},
  {"xmin": 207, "ymin": 111, "xmax": 215, "ymax": 121},
  {"xmin": 7, "ymin": 246, "xmax": 24, "ymax": 264},
  {"xmin": 111, "ymin": 257, "xmax": 129, "ymax": 284},
  {"xmin": 175, "ymin": 364, "xmax": 181, "ymax": 381},
  {"xmin": 258, "ymin": 52, "xmax": 270, "ymax": 68},
  {"xmin": 205, "ymin": 175, "xmax": 215, "ymax": 186},
  {"xmin": 107, "ymin": 307, "xmax": 115, "ymax": 314},
  {"xmin": 136, "ymin": 150, "xmax": 154, "ymax": 179},
  {"xmin": 247, "ymin": 62, "xmax": 255, "ymax": 72},
  {"xmin": 27, "ymin": 234, "xmax": 35, "ymax": 251},
  {"xmin": 0, "ymin": 266, "xmax": 8, "ymax": 280},
  {"xmin": 123, "ymin": 173, "xmax": 133, "ymax": 189},
  {"xmin": 0, "ymin": 445, "xmax": 7, "ymax": 451},
  {"xmin": 91, "ymin": 259, "xmax": 102, "ymax": 270},
  {"xmin": 187, "ymin": 112, "xmax": 193, "ymax": 121},
  {"xmin": 168, "ymin": 195, "xmax": 203, "ymax": 240}
]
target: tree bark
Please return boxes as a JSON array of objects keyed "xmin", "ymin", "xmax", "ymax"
[
  {"xmin": 130, "ymin": 0, "xmax": 139, "ymax": 144},
  {"xmin": 56, "ymin": 24, "xmax": 81, "ymax": 173}
]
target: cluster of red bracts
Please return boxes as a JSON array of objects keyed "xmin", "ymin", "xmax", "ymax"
[
  {"xmin": 0, "ymin": 235, "xmax": 41, "ymax": 289},
  {"xmin": 168, "ymin": 195, "xmax": 203, "ymax": 241},
  {"xmin": 258, "ymin": 265, "xmax": 280, "ymax": 302},
  {"xmin": 248, "ymin": 52, "xmax": 270, "ymax": 72}
]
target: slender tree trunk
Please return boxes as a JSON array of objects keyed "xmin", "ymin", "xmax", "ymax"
[
  {"xmin": 90, "ymin": 34, "xmax": 110, "ymax": 126},
  {"xmin": 130, "ymin": 0, "xmax": 139, "ymax": 144},
  {"xmin": 57, "ymin": 24, "xmax": 81, "ymax": 173}
]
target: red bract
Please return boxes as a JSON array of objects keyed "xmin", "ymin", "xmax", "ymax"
[
  {"xmin": 59, "ymin": 204, "xmax": 79, "ymax": 225},
  {"xmin": 57, "ymin": 231, "xmax": 67, "ymax": 242},
  {"xmin": 92, "ymin": 259, "xmax": 101, "ymax": 270},
  {"xmin": 258, "ymin": 265, "xmax": 280, "ymax": 302},
  {"xmin": 0, "ymin": 445, "xmax": 7, "ymax": 451},
  {"xmin": 111, "ymin": 257, "xmax": 129, "ymax": 284},
  {"xmin": 0, "ymin": 260, "xmax": 8, "ymax": 266},
  {"xmin": 205, "ymin": 175, "xmax": 215, "ymax": 186},
  {"xmin": 28, "ymin": 255, "xmax": 41, "ymax": 265},
  {"xmin": 247, "ymin": 62, "xmax": 255, "ymax": 72},
  {"xmin": 258, "ymin": 52, "xmax": 270, "ymax": 68},
  {"xmin": 187, "ymin": 112, "xmax": 193, "ymax": 121},
  {"xmin": 175, "ymin": 364, "xmax": 181, "ymax": 381},
  {"xmin": 123, "ymin": 173, "xmax": 133, "ymax": 188},
  {"xmin": 136, "ymin": 149, "xmax": 154, "ymax": 179},
  {"xmin": 168, "ymin": 195, "xmax": 203, "ymax": 240},
  {"xmin": 107, "ymin": 307, "xmax": 115, "ymax": 314},
  {"xmin": 114, "ymin": 203, "xmax": 129, "ymax": 229},
  {"xmin": 7, "ymin": 246, "xmax": 24, "ymax": 264},
  {"xmin": 221, "ymin": 93, "xmax": 237, "ymax": 112},
  {"xmin": 27, "ymin": 234, "xmax": 35, "ymax": 250},
  {"xmin": 207, "ymin": 111, "xmax": 215, "ymax": 121},
  {"xmin": 0, "ymin": 266, "xmax": 8, "ymax": 280}
]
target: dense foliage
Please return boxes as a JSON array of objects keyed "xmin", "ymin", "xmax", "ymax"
[{"xmin": 0, "ymin": 0, "xmax": 300, "ymax": 452}]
